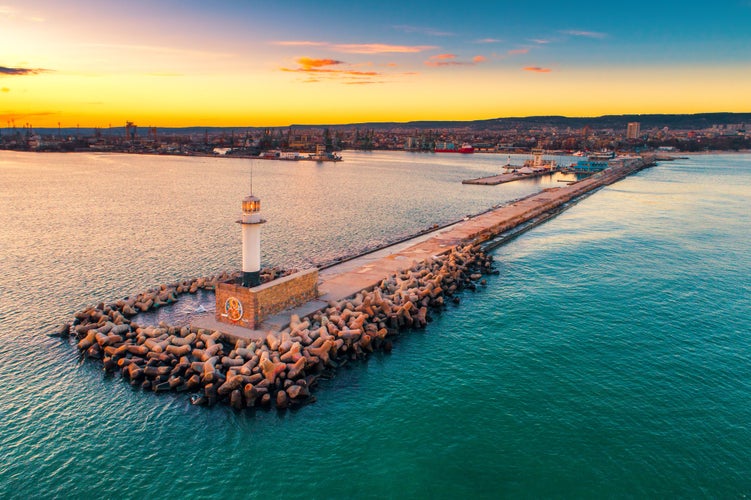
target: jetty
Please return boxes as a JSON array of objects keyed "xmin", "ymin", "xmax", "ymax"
[
  {"xmin": 66, "ymin": 154, "xmax": 656, "ymax": 410},
  {"xmin": 462, "ymin": 167, "xmax": 562, "ymax": 185},
  {"xmin": 200, "ymin": 154, "xmax": 653, "ymax": 342}
]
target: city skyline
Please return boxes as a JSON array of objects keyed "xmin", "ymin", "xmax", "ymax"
[{"xmin": 2, "ymin": 0, "xmax": 750, "ymax": 128}]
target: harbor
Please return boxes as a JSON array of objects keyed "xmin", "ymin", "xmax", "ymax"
[
  {"xmin": 65, "ymin": 152, "xmax": 655, "ymax": 409},
  {"xmin": 463, "ymin": 149, "xmax": 562, "ymax": 185},
  {"xmin": 4, "ymin": 0, "xmax": 749, "ymax": 494},
  {"xmin": 6, "ymin": 149, "xmax": 751, "ymax": 498}
]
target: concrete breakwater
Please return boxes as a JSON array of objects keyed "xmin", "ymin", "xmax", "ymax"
[
  {"xmin": 62, "ymin": 156, "xmax": 655, "ymax": 410},
  {"xmin": 67, "ymin": 245, "xmax": 495, "ymax": 409},
  {"xmin": 57, "ymin": 266, "xmax": 295, "ymax": 324}
]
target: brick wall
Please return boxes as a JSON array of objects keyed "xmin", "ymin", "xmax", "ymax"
[
  {"xmin": 254, "ymin": 269, "xmax": 319, "ymax": 321},
  {"xmin": 215, "ymin": 268, "xmax": 318, "ymax": 329}
]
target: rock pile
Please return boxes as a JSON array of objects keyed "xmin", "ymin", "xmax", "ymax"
[{"xmin": 67, "ymin": 245, "xmax": 495, "ymax": 410}]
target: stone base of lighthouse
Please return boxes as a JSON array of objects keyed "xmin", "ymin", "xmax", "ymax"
[{"xmin": 215, "ymin": 268, "xmax": 319, "ymax": 330}]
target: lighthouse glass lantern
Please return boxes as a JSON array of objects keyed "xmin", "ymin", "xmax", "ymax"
[{"xmin": 238, "ymin": 193, "xmax": 266, "ymax": 287}]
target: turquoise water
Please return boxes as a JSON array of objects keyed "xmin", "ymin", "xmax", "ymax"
[{"xmin": 1, "ymin": 151, "xmax": 749, "ymax": 497}]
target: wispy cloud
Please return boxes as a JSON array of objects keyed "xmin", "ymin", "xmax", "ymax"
[
  {"xmin": 508, "ymin": 48, "xmax": 529, "ymax": 55},
  {"xmin": 273, "ymin": 40, "xmax": 328, "ymax": 47},
  {"xmin": 559, "ymin": 30, "xmax": 606, "ymax": 39},
  {"xmin": 344, "ymin": 80, "xmax": 385, "ymax": 85},
  {"xmin": 0, "ymin": 5, "xmax": 44, "ymax": 22},
  {"xmin": 424, "ymin": 54, "xmax": 485, "ymax": 67},
  {"xmin": 84, "ymin": 43, "xmax": 233, "ymax": 59},
  {"xmin": 529, "ymin": 38, "xmax": 551, "ymax": 44},
  {"xmin": 333, "ymin": 43, "xmax": 436, "ymax": 54},
  {"xmin": 0, "ymin": 66, "xmax": 48, "ymax": 76},
  {"xmin": 393, "ymin": 25, "xmax": 454, "ymax": 36},
  {"xmin": 272, "ymin": 40, "xmax": 436, "ymax": 54},
  {"xmin": 0, "ymin": 111, "xmax": 58, "ymax": 121},
  {"xmin": 425, "ymin": 54, "xmax": 460, "ymax": 67},
  {"xmin": 524, "ymin": 66, "xmax": 552, "ymax": 73},
  {"xmin": 475, "ymin": 38, "xmax": 503, "ymax": 44}
]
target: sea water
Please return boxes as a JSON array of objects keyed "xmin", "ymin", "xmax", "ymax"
[{"xmin": 1, "ymin": 151, "xmax": 749, "ymax": 498}]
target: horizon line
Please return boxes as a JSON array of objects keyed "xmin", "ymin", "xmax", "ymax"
[{"xmin": 11, "ymin": 111, "xmax": 751, "ymax": 130}]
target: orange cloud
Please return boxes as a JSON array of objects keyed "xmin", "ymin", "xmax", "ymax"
[
  {"xmin": 472, "ymin": 55, "xmax": 486, "ymax": 63},
  {"xmin": 508, "ymin": 48, "xmax": 529, "ymax": 55},
  {"xmin": 281, "ymin": 57, "xmax": 382, "ymax": 83},
  {"xmin": 297, "ymin": 57, "xmax": 343, "ymax": 69},
  {"xmin": 524, "ymin": 66, "xmax": 552, "ymax": 73}
]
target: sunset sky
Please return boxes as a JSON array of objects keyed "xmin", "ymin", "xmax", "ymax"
[{"xmin": 2, "ymin": 0, "xmax": 750, "ymax": 127}]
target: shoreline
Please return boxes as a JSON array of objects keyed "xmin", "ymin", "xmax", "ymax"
[{"xmin": 4, "ymin": 148, "xmax": 750, "ymax": 159}]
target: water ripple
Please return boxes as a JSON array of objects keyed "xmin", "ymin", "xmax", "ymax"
[{"xmin": 1, "ymin": 152, "xmax": 750, "ymax": 497}]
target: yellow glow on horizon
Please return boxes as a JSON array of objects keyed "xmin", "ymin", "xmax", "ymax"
[{"xmin": 3, "ymin": 63, "xmax": 750, "ymax": 128}]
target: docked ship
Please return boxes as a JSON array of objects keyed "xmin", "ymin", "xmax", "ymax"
[
  {"xmin": 308, "ymin": 144, "xmax": 342, "ymax": 162},
  {"xmin": 258, "ymin": 145, "xmax": 342, "ymax": 162},
  {"xmin": 434, "ymin": 142, "xmax": 474, "ymax": 154},
  {"xmin": 258, "ymin": 150, "xmax": 281, "ymax": 159},
  {"xmin": 503, "ymin": 149, "xmax": 556, "ymax": 173}
]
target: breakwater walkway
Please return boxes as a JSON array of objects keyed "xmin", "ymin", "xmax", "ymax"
[{"xmin": 196, "ymin": 155, "xmax": 654, "ymax": 342}]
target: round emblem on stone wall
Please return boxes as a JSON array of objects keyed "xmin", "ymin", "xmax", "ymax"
[{"xmin": 224, "ymin": 296, "xmax": 243, "ymax": 321}]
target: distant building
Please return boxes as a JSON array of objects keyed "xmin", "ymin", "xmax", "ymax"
[
  {"xmin": 575, "ymin": 152, "xmax": 614, "ymax": 172},
  {"xmin": 627, "ymin": 122, "xmax": 641, "ymax": 139}
]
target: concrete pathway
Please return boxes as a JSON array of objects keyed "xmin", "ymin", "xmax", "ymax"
[{"xmin": 192, "ymin": 157, "xmax": 653, "ymax": 343}]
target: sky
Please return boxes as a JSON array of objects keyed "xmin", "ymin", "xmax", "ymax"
[{"xmin": 1, "ymin": 0, "xmax": 750, "ymax": 127}]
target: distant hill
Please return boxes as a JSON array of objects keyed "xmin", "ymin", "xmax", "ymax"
[
  {"xmin": 19, "ymin": 112, "xmax": 751, "ymax": 136},
  {"xmin": 316, "ymin": 113, "xmax": 751, "ymax": 131}
]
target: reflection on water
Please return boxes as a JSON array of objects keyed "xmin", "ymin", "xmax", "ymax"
[{"xmin": 5, "ymin": 151, "xmax": 748, "ymax": 497}]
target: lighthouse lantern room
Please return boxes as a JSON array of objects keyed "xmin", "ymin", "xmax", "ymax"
[{"xmin": 238, "ymin": 191, "xmax": 266, "ymax": 287}]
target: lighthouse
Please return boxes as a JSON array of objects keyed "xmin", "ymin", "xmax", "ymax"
[
  {"xmin": 206, "ymin": 181, "xmax": 317, "ymax": 332},
  {"xmin": 238, "ymin": 190, "xmax": 265, "ymax": 287}
]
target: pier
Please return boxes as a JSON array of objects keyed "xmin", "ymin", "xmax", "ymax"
[
  {"xmin": 462, "ymin": 167, "xmax": 562, "ymax": 185},
  {"xmin": 197, "ymin": 155, "xmax": 654, "ymax": 343},
  {"xmin": 68, "ymin": 154, "xmax": 656, "ymax": 409}
]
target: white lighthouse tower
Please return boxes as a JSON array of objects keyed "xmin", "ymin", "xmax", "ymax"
[{"xmin": 238, "ymin": 187, "xmax": 265, "ymax": 287}]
